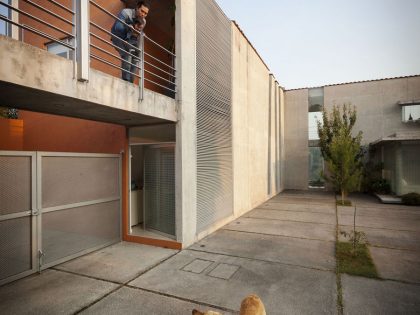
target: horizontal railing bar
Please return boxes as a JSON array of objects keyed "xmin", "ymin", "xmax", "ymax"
[
  {"xmin": 144, "ymin": 68, "xmax": 176, "ymax": 86},
  {"xmin": 144, "ymin": 51, "xmax": 176, "ymax": 71},
  {"xmin": 144, "ymin": 78, "xmax": 176, "ymax": 93},
  {"xmin": 144, "ymin": 34, "xmax": 175, "ymax": 57},
  {"xmin": 90, "ymin": 53, "xmax": 141, "ymax": 79},
  {"xmin": 22, "ymin": 0, "xmax": 74, "ymax": 26},
  {"xmin": 89, "ymin": 21, "xmax": 141, "ymax": 55},
  {"xmin": 144, "ymin": 60, "xmax": 176, "ymax": 78},
  {"xmin": 0, "ymin": 16, "xmax": 74, "ymax": 49},
  {"xmin": 90, "ymin": 42, "xmax": 141, "ymax": 71},
  {"xmin": 90, "ymin": 32, "xmax": 141, "ymax": 67},
  {"xmin": 47, "ymin": 0, "xmax": 74, "ymax": 15},
  {"xmin": 1, "ymin": 2, "xmax": 73, "ymax": 38}
]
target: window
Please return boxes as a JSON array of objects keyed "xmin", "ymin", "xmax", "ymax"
[
  {"xmin": 0, "ymin": 0, "xmax": 11, "ymax": 37},
  {"xmin": 402, "ymin": 104, "xmax": 420, "ymax": 123},
  {"xmin": 46, "ymin": 37, "xmax": 74, "ymax": 59},
  {"xmin": 308, "ymin": 88, "xmax": 323, "ymax": 140}
]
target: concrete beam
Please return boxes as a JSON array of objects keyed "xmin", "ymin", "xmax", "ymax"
[{"xmin": 0, "ymin": 36, "xmax": 176, "ymax": 126}]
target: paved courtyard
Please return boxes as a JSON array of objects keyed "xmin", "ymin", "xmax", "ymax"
[{"xmin": 0, "ymin": 191, "xmax": 419, "ymax": 314}]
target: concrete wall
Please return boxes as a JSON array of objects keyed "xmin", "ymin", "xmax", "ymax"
[
  {"xmin": 324, "ymin": 76, "xmax": 420, "ymax": 144},
  {"xmin": 231, "ymin": 23, "xmax": 283, "ymax": 218},
  {"xmin": 283, "ymin": 76, "xmax": 420, "ymax": 191},
  {"xmin": 284, "ymin": 89, "xmax": 309, "ymax": 190},
  {"xmin": 174, "ymin": 0, "xmax": 197, "ymax": 247}
]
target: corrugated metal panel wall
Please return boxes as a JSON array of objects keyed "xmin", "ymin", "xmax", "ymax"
[{"xmin": 196, "ymin": 0, "xmax": 232, "ymax": 232}]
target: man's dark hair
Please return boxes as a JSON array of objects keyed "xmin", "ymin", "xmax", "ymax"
[{"xmin": 137, "ymin": 1, "xmax": 150, "ymax": 9}]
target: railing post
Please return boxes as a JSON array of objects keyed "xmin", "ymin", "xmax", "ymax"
[
  {"xmin": 76, "ymin": 0, "xmax": 89, "ymax": 82},
  {"xmin": 139, "ymin": 32, "xmax": 144, "ymax": 101}
]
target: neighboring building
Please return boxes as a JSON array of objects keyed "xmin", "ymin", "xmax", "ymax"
[
  {"xmin": 0, "ymin": 0, "xmax": 418, "ymax": 288},
  {"xmin": 284, "ymin": 76, "xmax": 420, "ymax": 194},
  {"xmin": 0, "ymin": 0, "xmax": 283, "ymax": 286}
]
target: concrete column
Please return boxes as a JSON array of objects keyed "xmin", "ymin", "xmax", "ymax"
[
  {"xmin": 175, "ymin": 0, "xmax": 197, "ymax": 247},
  {"xmin": 395, "ymin": 143, "xmax": 402, "ymax": 195},
  {"xmin": 10, "ymin": 0, "xmax": 19, "ymax": 40},
  {"xmin": 75, "ymin": 0, "xmax": 89, "ymax": 81}
]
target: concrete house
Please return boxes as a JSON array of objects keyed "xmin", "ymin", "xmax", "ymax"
[
  {"xmin": 284, "ymin": 77, "xmax": 420, "ymax": 195},
  {"xmin": 1, "ymin": 0, "xmax": 419, "ymax": 288},
  {"xmin": 0, "ymin": 0, "xmax": 284, "ymax": 286}
]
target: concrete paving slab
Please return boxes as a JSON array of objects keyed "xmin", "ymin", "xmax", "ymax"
[
  {"xmin": 370, "ymin": 247, "xmax": 420, "ymax": 284},
  {"xmin": 225, "ymin": 217, "xmax": 336, "ymax": 242},
  {"xmin": 338, "ymin": 225, "xmax": 420, "ymax": 251},
  {"xmin": 249, "ymin": 208, "xmax": 336, "ymax": 225},
  {"xmin": 129, "ymin": 250, "xmax": 337, "ymax": 314},
  {"xmin": 81, "ymin": 286, "xmax": 234, "ymax": 315},
  {"xmin": 342, "ymin": 274, "xmax": 420, "ymax": 315},
  {"xmin": 55, "ymin": 242, "xmax": 178, "ymax": 283},
  {"xmin": 269, "ymin": 197, "xmax": 336, "ymax": 205},
  {"xmin": 0, "ymin": 269, "xmax": 118, "ymax": 315},
  {"xmin": 338, "ymin": 212, "xmax": 420, "ymax": 232},
  {"xmin": 190, "ymin": 229, "xmax": 335, "ymax": 270},
  {"xmin": 261, "ymin": 202, "xmax": 336, "ymax": 214},
  {"xmin": 338, "ymin": 205, "xmax": 420, "ymax": 219}
]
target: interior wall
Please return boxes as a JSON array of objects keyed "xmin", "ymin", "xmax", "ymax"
[{"xmin": 14, "ymin": 110, "xmax": 126, "ymax": 154}]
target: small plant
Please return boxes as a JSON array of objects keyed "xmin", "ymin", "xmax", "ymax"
[
  {"xmin": 340, "ymin": 230, "xmax": 368, "ymax": 256},
  {"xmin": 336, "ymin": 199, "xmax": 352, "ymax": 206},
  {"xmin": 401, "ymin": 192, "xmax": 420, "ymax": 206},
  {"xmin": 0, "ymin": 107, "xmax": 19, "ymax": 119},
  {"xmin": 371, "ymin": 179, "xmax": 391, "ymax": 194},
  {"xmin": 339, "ymin": 204, "xmax": 368, "ymax": 255}
]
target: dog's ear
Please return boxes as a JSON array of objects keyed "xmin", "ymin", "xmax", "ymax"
[{"xmin": 192, "ymin": 309, "xmax": 204, "ymax": 315}]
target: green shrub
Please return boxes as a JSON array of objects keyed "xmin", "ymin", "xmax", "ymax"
[
  {"xmin": 371, "ymin": 179, "xmax": 391, "ymax": 194},
  {"xmin": 401, "ymin": 192, "xmax": 420, "ymax": 206}
]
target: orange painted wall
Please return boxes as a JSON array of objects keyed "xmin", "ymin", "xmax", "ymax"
[
  {"xmin": 0, "ymin": 118, "xmax": 24, "ymax": 150},
  {"xmin": 18, "ymin": 110, "xmax": 126, "ymax": 154}
]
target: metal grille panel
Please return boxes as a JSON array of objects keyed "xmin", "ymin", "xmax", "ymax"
[
  {"xmin": 144, "ymin": 146, "xmax": 175, "ymax": 236},
  {"xmin": 42, "ymin": 156, "xmax": 119, "ymax": 208},
  {"xmin": 42, "ymin": 201, "xmax": 120, "ymax": 265},
  {"xmin": 0, "ymin": 156, "xmax": 31, "ymax": 215},
  {"xmin": 196, "ymin": 0, "xmax": 233, "ymax": 232},
  {"xmin": 0, "ymin": 217, "xmax": 31, "ymax": 281}
]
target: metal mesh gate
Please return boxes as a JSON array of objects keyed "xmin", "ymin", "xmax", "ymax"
[
  {"xmin": 0, "ymin": 151, "xmax": 121, "ymax": 285},
  {"xmin": 196, "ymin": 0, "xmax": 233, "ymax": 232},
  {"xmin": 0, "ymin": 152, "xmax": 36, "ymax": 286},
  {"xmin": 39, "ymin": 153, "xmax": 121, "ymax": 268}
]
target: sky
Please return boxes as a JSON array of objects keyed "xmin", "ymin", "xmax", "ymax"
[{"xmin": 215, "ymin": 0, "xmax": 420, "ymax": 89}]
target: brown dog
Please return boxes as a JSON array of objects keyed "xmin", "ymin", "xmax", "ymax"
[{"xmin": 192, "ymin": 294, "xmax": 266, "ymax": 315}]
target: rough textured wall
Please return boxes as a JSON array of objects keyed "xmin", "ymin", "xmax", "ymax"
[
  {"xmin": 284, "ymin": 89, "xmax": 309, "ymax": 190},
  {"xmin": 324, "ymin": 76, "xmax": 420, "ymax": 144},
  {"xmin": 232, "ymin": 24, "xmax": 282, "ymax": 216}
]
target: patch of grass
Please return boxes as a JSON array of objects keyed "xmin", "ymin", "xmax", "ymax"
[
  {"xmin": 336, "ymin": 200, "xmax": 352, "ymax": 206},
  {"xmin": 336, "ymin": 241, "xmax": 379, "ymax": 278}
]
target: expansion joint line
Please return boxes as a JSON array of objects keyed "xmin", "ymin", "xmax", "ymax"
[{"xmin": 335, "ymin": 197, "xmax": 344, "ymax": 315}]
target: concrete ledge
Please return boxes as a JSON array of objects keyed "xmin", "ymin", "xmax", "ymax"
[{"xmin": 0, "ymin": 35, "xmax": 176, "ymax": 125}]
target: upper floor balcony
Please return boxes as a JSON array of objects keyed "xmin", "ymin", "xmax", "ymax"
[{"xmin": 0, "ymin": 0, "xmax": 177, "ymax": 125}]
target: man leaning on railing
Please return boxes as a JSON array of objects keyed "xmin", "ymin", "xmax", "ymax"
[{"xmin": 110, "ymin": 1, "xmax": 150, "ymax": 83}]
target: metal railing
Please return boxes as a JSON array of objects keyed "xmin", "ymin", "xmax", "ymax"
[
  {"xmin": 0, "ymin": 0, "xmax": 177, "ymax": 100},
  {"xmin": 0, "ymin": 0, "xmax": 75, "ymax": 50},
  {"xmin": 89, "ymin": 1, "xmax": 176, "ymax": 99}
]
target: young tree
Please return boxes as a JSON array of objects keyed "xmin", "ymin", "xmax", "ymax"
[{"xmin": 317, "ymin": 104, "xmax": 363, "ymax": 204}]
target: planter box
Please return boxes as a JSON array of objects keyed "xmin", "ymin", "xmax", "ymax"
[{"xmin": 0, "ymin": 118, "xmax": 23, "ymax": 150}]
